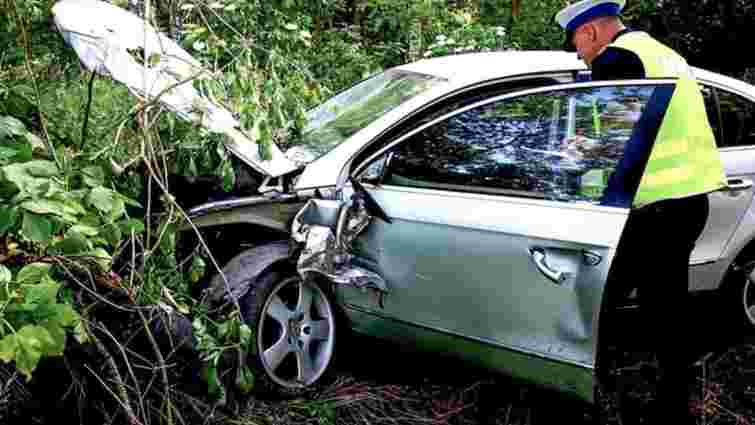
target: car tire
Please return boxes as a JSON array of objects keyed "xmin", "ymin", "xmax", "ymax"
[
  {"xmin": 721, "ymin": 255, "xmax": 755, "ymax": 335},
  {"xmin": 239, "ymin": 267, "xmax": 337, "ymax": 398}
]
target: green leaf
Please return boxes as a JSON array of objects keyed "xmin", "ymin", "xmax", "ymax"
[
  {"xmin": 50, "ymin": 231, "xmax": 91, "ymax": 255},
  {"xmin": 14, "ymin": 161, "xmax": 57, "ymax": 178},
  {"xmin": 16, "ymin": 262, "xmax": 52, "ymax": 284},
  {"xmin": 87, "ymin": 187, "xmax": 114, "ymax": 213},
  {"xmin": 235, "ymin": 365, "xmax": 255, "ymax": 394},
  {"xmin": 0, "ymin": 265, "xmax": 11, "ymax": 284},
  {"xmin": 21, "ymin": 212, "xmax": 53, "ymax": 242},
  {"xmin": 0, "ymin": 139, "xmax": 31, "ymax": 165},
  {"xmin": 109, "ymin": 198, "xmax": 126, "ymax": 221},
  {"xmin": 0, "ymin": 147, "xmax": 18, "ymax": 163},
  {"xmin": 86, "ymin": 248, "xmax": 112, "ymax": 271},
  {"xmin": 21, "ymin": 280, "xmax": 60, "ymax": 304},
  {"xmin": 69, "ymin": 224, "xmax": 99, "ymax": 237},
  {"xmin": 217, "ymin": 321, "xmax": 231, "ymax": 342},
  {"xmin": 103, "ymin": 222, "xmax": 122, "ymax": 248},
  {"xmin": 189, "ymin": 256, "xmax": 206, "ymax": 284},
  {"xmin": 0, "ymin": 334, "xmax": 18, "ymax": 363},
  {"xmin": 118, "ymin": 219, "xmax": 145, "ymax": 235},
  {"xmin": 50, "ymin": 303, "xmax": 79, "ymax": 328},
  {"xmin": 81, "ymin": 166, "xmax": 105, "ymax": 188},
  {"xmin": 148, "ymin": 53, "xmax": 161, "ymax": 67},
  {"xmin": 1, "ymin": 161, "xmax": 58, "ymax": 195},
  {"xmin": 221, "ymin": 159, "xmax": 234, "ymax": 191},
  {"xmin": 205, "ymin": 362, "xmax": 227, "ymax": 404},
  {"xmin": 239, "ymin": 324, "xmax": 253, "ymax": 351},
  {"xmin": 20, "ymin": 199, "xmax": 80, "ymax": 222},
  {"xmin": 14, "ymin": 325, "xmax": 56, "ymax": 380},
  {"xmin": 39, "ymin": 321, "xmax": 66, "ymax": 357},
  {"xmin": 0, "ymin": 116, "xmax": 27, "ymax": 137},
  {"xmin": 73, "ymin": 322, "xmax": 89, "ymax": 344},
  {"xmin": 117, "ymin": 193, "xmax": 141, "ymax": 208},
  {"xmin": 0, "ymin": 206, "xmax": 19, "ymax": 235}
]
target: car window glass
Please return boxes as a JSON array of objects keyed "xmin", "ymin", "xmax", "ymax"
[
  {"xmin": 700, "ymin": 85, "xmax": 723, "ymax": 146},
  {"xmin": 716, "ymin": 88, "xmax": 755, "ymax": 148},
  {"xmin": 350, "ymin": 75, "xmax": 573, "ymax": 171},
  {"xmin": 381, "ymin": 85, "xmax": 664, "ymax": 205}
]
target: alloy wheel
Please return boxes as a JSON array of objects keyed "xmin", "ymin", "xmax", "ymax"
[{"xmin": 257, "ymin": 276, "xmax": 336, "ymax": 388}]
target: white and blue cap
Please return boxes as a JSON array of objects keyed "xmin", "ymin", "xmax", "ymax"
[{"xmin": 555, "ymin": 0, "xmax": 626, "ymax": 51}]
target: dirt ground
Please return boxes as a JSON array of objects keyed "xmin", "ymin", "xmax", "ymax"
[{"xmin": 239, "ymin": 303, "xmax": 755, "ymax": 425}]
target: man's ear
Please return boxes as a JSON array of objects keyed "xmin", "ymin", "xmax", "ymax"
[{"xmin": 587, "ymin": 23, "xmax": 598, "ymax": 42}]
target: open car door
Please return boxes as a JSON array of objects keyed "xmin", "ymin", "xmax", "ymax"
[{"xmin": 338, "ymin": 80, "xmax": 678, "ymax": 402}]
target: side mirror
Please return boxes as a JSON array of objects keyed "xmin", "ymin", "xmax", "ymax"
[{"xmin": 358, "ymin": 153, "xmax": 392, "ymax": 186}]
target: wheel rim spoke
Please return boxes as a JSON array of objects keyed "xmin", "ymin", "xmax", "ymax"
[
  {"xmin": 296, "ymin": 283, "xmax": 314, "ymax": 317},
  {"xmin": 263, "ymin": 335, "xmax": 292, "ymax": 372},
  {"xmin": 307, "ymin": 319, "xmax": 330, "ymax": 341},
  {"xmin": 266, "ymin": 294, "xmax": 294, "ymax": 325},
  {"xmin": 296, "ymin": 348, "xmax": 315, "ymax": 383}
]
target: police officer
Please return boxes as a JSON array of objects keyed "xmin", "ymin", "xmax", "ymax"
[{"xmin": 555, "ymin": 1, "xmax": 727, "ymax": 423}]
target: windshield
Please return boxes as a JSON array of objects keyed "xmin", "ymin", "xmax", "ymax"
[{"xmin": 291, "ymin": 69, "xmax": 445, "ymax": 161}]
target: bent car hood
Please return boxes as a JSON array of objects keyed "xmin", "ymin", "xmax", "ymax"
[{"xmin": 52, "ymin": 0, "xmax": 298, "ymax": 178}]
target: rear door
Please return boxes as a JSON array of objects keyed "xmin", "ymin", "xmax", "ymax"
[
  {"xmin": 694, "ymin": 84, "xmax": 755, "ymax": 265},
  {"xmin": 338, "ymin": 80, "xmax": 678, "ymax": 400}
]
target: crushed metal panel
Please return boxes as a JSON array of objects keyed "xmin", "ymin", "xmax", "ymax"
[
  {"xmin": 51, "ymin": 0, "xmax": 298, "ymax": 178},
  {"xmin": 292, "ymin": 198, "xmax": 388, "ymax": 298}
]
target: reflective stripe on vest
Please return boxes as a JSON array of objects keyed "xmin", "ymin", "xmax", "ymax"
[{"xmin": 610, "ymin": 32, "xmax": 726, "ymax": 207}]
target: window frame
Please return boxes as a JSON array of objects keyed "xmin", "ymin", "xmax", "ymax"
[
  {"xmin": 346, "ymin": 72, "xmax": 579, "ymax": 179},
  {"xmin": 697, "ymin": 79, "xmax": 755, "ymax": 150},
  {"xmin": 353, "ymin": 79, "xmax": 679, "ymax": 203}
]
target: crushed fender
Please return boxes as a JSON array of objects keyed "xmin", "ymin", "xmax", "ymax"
[{"xmin": 292, "ymin": 197, "xmax": 388, "ymax": 305}]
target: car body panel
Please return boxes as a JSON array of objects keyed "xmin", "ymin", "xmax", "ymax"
[
  {"xmin": 295, "ymin": 58, "xmax": 755, "ymax": 294},
  {"xmin": 186, "ymin": 196, "xmax": 307, "ymax": 233},
  {"xmin": 692, "ymin": 152, "xmax": 755, "ymax": 265},
  {"xmin": 344, "ymin": 304, "xmax": 595, "ymax": 401},
  {"xmin": 337, "ymin": 185, "xmax": 627, "ymax": 370},
  {"xmin": 329, "ymin": 80, "xmax": 688, "ymax": 401}
]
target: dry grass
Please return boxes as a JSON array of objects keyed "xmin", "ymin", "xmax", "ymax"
[{"xmin": 233, "ymin": 315, "xmax": 755, "ymax": 425}]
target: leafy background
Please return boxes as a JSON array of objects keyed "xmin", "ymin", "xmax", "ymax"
[{"xmin": 0, "ymin": 0, "xmax": 754, "ymax": 424}]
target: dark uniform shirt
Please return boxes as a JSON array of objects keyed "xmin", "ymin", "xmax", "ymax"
[{"xmin": 591, "ymin": 29, "xmax": 645, "ymax": 81}]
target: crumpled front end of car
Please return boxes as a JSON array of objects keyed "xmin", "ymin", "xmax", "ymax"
[{"xmin": 290, "ymin": 196, "xmax": 389, "ymax": 304}]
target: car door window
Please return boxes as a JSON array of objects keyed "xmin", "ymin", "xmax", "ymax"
[
  {"xmin": 381, "ymin": 84, "xmax": 669, "ymax": 205},
  {"xmin": 349, "ymin": 74, "xmax": 575, "ymax": 170},
  {"xmin": 716, "ymin": 88, "xmax": 755, "ymax": 148},
  {"xmin": 700, "ymin": 85, "xmax": 723, "ymax": 146}
]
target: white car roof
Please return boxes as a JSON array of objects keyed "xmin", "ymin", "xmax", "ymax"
[
  {"xmin": 296, "ymin": 51, "xmax": 589, "ymax": 190},
  {"xmin": 396, "ymin": 51, "xmax": 587, "ymax": 84},
  {"xmin": 295, "ymin": 51, "xmax": 755, "ymax": 191}
]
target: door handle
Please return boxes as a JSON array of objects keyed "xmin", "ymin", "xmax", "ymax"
[
  {"xmin": 724, "ymin": 178, "xmax": 753, "ymax": 191},
  {"xmin": 529, "ymin": 247, "xmax": 571, "ymax": 285}
]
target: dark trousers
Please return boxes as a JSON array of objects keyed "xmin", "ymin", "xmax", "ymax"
[{"xmin": 602, "ymin": 193, "xmax": 710, "ymax": 423}]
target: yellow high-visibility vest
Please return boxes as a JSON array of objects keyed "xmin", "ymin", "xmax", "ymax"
[{"xmin": 610, "ymin": 32, "xmax": 726, "ymax": 207}]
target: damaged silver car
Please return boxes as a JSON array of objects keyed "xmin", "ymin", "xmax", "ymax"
[{"xmin": 54, "ymin": 0, "xmax": 755, "ymax": 403}]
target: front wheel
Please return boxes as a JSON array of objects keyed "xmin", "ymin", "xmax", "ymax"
[{"xmin": 240, "ymin": 269, "xmax": 337, "ymax": 396}]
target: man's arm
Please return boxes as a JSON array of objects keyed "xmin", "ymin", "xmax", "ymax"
[{"xmin": 591, "ymin": 46, "xmax": 650, "ymax": 207}]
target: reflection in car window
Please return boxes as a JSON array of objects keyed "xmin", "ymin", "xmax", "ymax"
[
  {"xmin": 716, "ymin": 89, "xmax": 755, "ymax": 148},
  {"xmin": 383, "ymin": 85, "xmax": 661, "ymax": 205},
  {"xmin": 296, "ymin": 70, "xmax": 445, "ymax": 160}
]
